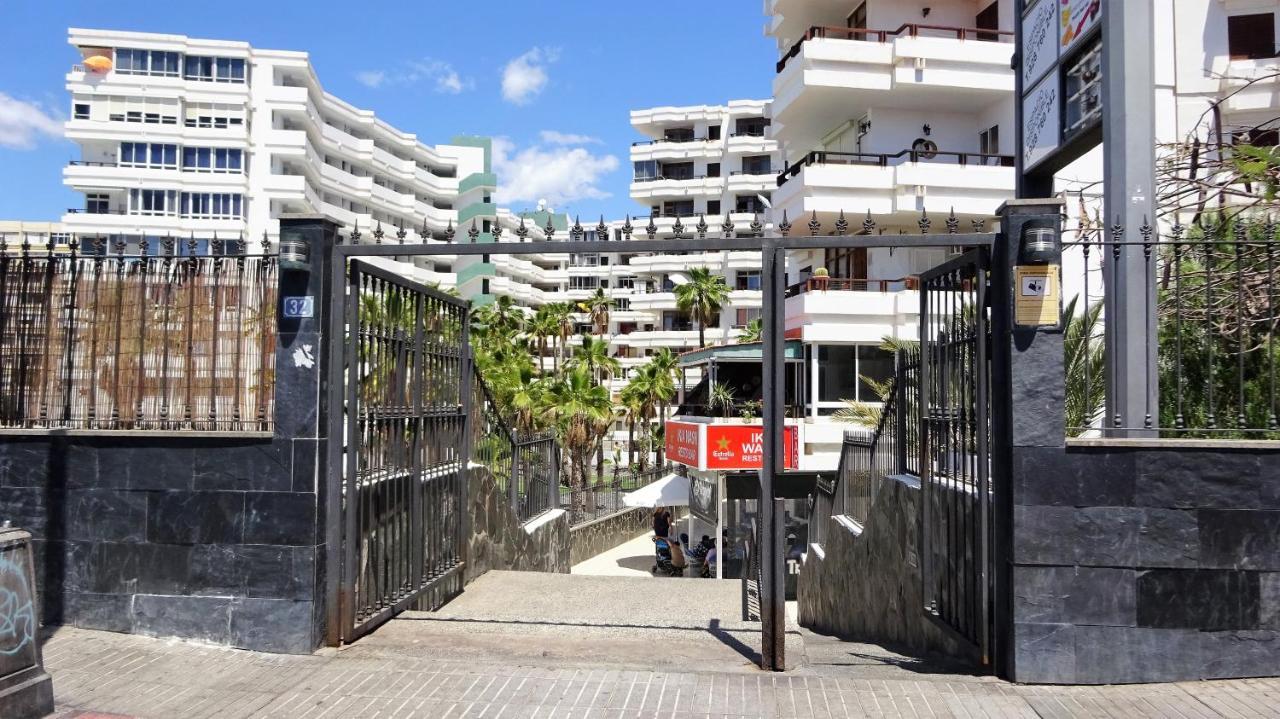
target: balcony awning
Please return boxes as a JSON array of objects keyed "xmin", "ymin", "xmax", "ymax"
[{"xmin": 622, "ymin": 473, "xmax": 689, "ymax": 508}]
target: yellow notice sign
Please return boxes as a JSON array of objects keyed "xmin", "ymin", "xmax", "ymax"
[{"xmin": 1014, "ymin": 265, "xmax": 1060, "ymax": 328}]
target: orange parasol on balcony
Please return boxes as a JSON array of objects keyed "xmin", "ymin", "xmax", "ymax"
[{"xmin": 84, "ymin": 55, "xmax": 112, "ymax": 73}]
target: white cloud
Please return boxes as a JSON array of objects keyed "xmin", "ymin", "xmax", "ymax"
[
  {"xmin": 0, "ymin": 92, "xmax": 63, "ymax": 150},
  {"xmin": 492, "ymin": 136, "xmax": 619, "ymax": 208},
  {"xmin": 356, "ymin": 59, "xmax": 472, "ymax": 94},
  {"xmin": 501, "ymin": 48, "xmax": 558, "ymax": 105},
  {"xmin": 539, "ymin": 130, "xmax": 602, "ymax": 146},
  {"xmin": 355, "ymin": 70, "xmax": 386, "ymax": 89}
]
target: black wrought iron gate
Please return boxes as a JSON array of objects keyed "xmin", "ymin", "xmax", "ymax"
[
  {"xmin": 333, "ymin": 259, "xmax": 471, "ymax": 643},
  {"xmin": 918, "ymin": 248, "xmax": 995, "ymax": 664}
]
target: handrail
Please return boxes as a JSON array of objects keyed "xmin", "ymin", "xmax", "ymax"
[
  {"xmin": 784, "ymin": 276, "xmax": 920, "ymax": 296},
  {"xmin": 777, "ymin": 148, "xmax": 1015, "ymax": 187},
  {"xmin": 730, "ymin": 169, "xmax": 773, "ymax": 176},
  {"xmin": 777, "ymin": 23, "xmax": 1014, "ymax": 72},
  {"xmin": 632, "ymin": 174, "xmax": 711, "ymax": 183},
  {"xmin": 631, "ymin": 136, "xmax": 711, "ymax": 146},
  {"xmin": 68, "ymin": 160, "xmax": 118, "ymax": 167}
]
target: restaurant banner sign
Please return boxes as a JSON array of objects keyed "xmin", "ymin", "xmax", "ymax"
[{"xmin": 665, "ymin": 421, "xmax": 799, "ymax": 472}]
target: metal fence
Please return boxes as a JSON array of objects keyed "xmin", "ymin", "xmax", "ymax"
[
  {"xmin": 1064, "ymin": 216, "xmax": 1280, "ymax": 437},
  {"xmin": 469, "ymin": 369, "xmax": 561, "ymax": 523},
  {"xmin": 0, "ymin": 236, "xmax": 277, "ymax": 431},
  {"xmin": 561, "ymin": 464, "xmax": 671, "ymax": 526}
]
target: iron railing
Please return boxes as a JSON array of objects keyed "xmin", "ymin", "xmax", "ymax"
[
  {"xmin": 778, "ymin": 149, "xmax": 1015, "ymax": 187},
  {"xmin": 784, "ymin": 276, "xmax": 919, "ymax": 296},
  {"xmin": 0, "ymin": 236, "xmax": 277, "ymax": 431},
  {"xmin": 776, "ymin": 23, "xmax": 1014, "ymax": 73},
  {"xmin": 561, "ymin": 464, "xmax": 671, "ymax": 526},
  {"xmin": 469, "ymin": 367, "xmax": 561, "ymax": 522},
  {"xmin": 1064, "ymin": 217, "xmax": 1280, "ymax": 436}
]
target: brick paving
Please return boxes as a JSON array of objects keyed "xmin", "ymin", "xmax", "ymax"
[{"xmin": 43, "ymin": 624, "xmax": 1280, "ymax": 718}]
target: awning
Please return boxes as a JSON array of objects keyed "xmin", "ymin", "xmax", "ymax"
[{"xmin": 622, "ymin": 473, "xmax": 690, "ymax": 508}]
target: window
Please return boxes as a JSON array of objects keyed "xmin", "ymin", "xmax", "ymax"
[
  {"xmin": 183, "ymin": 102, "xmax": 247, "ymax": 129},
  {"xmin": 734, "ymin": 307, "xmax": 761, "ymax": 328},
  {"xmin": 979, "ymin": 125, "xmax": 1000, "ymax": 155},
  {"xmin": 182, "ymin": 147, "xmax": 243, "ymax": 173},
  {"xmin": 120, "ymin": 142, "xmax": 178, "ymax": 169},
  {"xmin": 975, "ymin": 2, "xmax": 1000, "ymax": 42},
  {"xmin": 633, "ymin": 160, "xmax": 658, "ymax": 181},
  {"xmin": 735, "ymin": 194, "xmax": 768, "ymax": 213},
  {"xmin": 736, "ymin": 271, "xmax": 761, "ymax": 291},
  {"xmin": 129, "ymin": 189, "xmax": 178, "ymax": 216},
  {"xmin": 86, "ymin": 193, "xmax": 110, "ymax": 214},
  {"xmin": 181, "ymin": 192, "xmax": 243, "ymax": 219},
  {"xmin": 660, "ymin": 162, "xmax": 695, "ymax": 180},
  {"xmin": 707, "ymin": 162, "xmax": 720, "ymax": 178},
  {"xmin": 569, "ymin": 276, "xmax": 600, "ymax": 290},
  {"xmin": 663, "ymin": 127, "xmax": 695, "ymax": 142},
  {"xmin": 114, "ymin": 48, "xmax": 179, "ymax": 77},
  {"xmin": 734, "ymin": 117, "xmax": 770, "ymax": 137},
  {"xmin": 707, "ymin": 200, "xmax": 721, "ymax": 216},
  {"xmin": 73, "ymin": 103, "xmax": 90, "ymax": 120},
  {"xmin": 1228, "ymin": 13, "xmax": 1276, "ymax": 60},
  {"xmin": 824, "ymin": 247, "xmax": 868, "ymax": 280},
  {"xmin": 661, "ymin": 200, "xmax": 695, "ymax": 217},
  {"xmin": 741, "ymin": 155, "xmax": 772, "ymax": 174},
  {"xmin": 105, "ymin": 96, "xmax": 179, "ymax": 125},
  {"xmin": 184, "ymin": 56, "xmax": 247, "ymax": 82},
  {"xmin": 614, "ymin": 298, "xmax": 631, "ymax": 311},
  {"xmin": 708, "ymin": 125, "xmax": 722, "ymax": 141},
  {"xmin": 847, "ymin": 2, "xmax": 867, "ymax": 29}
]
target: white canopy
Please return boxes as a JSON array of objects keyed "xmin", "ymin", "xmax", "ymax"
[{"xmin": 622, "ymin": 473, "xmax": 690, "ymax": 508}]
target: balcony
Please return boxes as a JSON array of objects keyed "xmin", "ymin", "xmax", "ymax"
[
  {"xmin": 630, "ymin": 138, "xmax": 720, "ymax": 163},
  {"xmin": 629, "ymin": 175, "xmax": 724, "ymax": 200},
  {"xmin": 772, "ymin": 149, "xmax": 1014, "ymax": 225},
  {"xmin": 783, "ymin": 279, "xmax": 919, "ymax": 344},
  {"xmin": 771, "ymin": 24, "xmax": 1014, "ymax": 153}
]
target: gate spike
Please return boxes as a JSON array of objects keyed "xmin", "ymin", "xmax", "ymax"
[
  {"xmin": 187, "ymin": 232, "xmax": 197, "ymax": 255},
  {"xmin": 808, "ymin": 210, "xmax": 821, "ymax": 236},
  {"xmin": 515, "ymin": 216, "xmax": 528, "ymax": 240},
  {"xmin": 444, "ymin": 219, "xmax": 455, "ymax": 243},
  {"xmin": 544, "ymin": 215, "xmax": 556, "ymax": 240},
  {"xmin": 596, "ymin": 215, "xmax": 609, "ymax": 241},
  {"xmin": 395, "ymin": 222, "xmax": 407, "ymax": 244},
  {"xmin": 373, "ymin": 221, "xmax": 384, "ymax": 244},
  {"xmin": 750, "ymin": 213, "xmax": 763, "ymax": 237},
  {"xmin": 350, "ymin": 220, "xmax": 361, "ymax": 245},
  {"xmin": 834, "ymin": 209, "xmax": 848, "ymax": 236},
  {"xmin": 918, "ymin": 208, "xmax": 931, "ymax": 234},
  {"xmin": 645, "ymin": 215, "xmax": 658, "ymax": 240},
  {"xmin": 163, "ymin": 234, "xmax": 175, "ymax": 256},
  {"xmin": 946, "ymin": 207, "xmax": 959, "ymax": 234},
  {"xmin": 237, "ymin": 231, "xmax": 247, "ymax": 255},
  {"xmin": 721, "ymin": 213, "xmax": 735, "ymax": 239},
  {"xmin": 971, "ymin": 218, "xmax": 986, "ymax": 233},
  {"xmin": 622, "ymin": 215, "xmax": 633, "ymax": 240},
  {"xmin": 138, "ymin": 235, "xmax": 148, "ymax": 257},
  {"xmin": 777, "ymin": 210, "xmax": 791, "ymax": 238},
  {"xmin": 468, "ymin": 219, "xmax": 480, "ymax": 243},
  {"xmin": 419, "ymin": 217, "xmax": 430, "ymax": 242},
  {"xmin": 260, "ymin": 230, "xmax": 269, "ymax": 254},
  {"xmin": 862, "ymin": 210, "xmax": 876, "ymax": 235},
  {"xmin": 696, "ymin": 213, "xmax": 708, "ymax": 239},
  {"xmin": 571, "ymin": 215, "xmax": 583, "ymax": 241},
  {"xmin": 672, "ymin": 216, "xmax": 685, "ymax": 238},
  {"xmin": 19, "ymin": 232, "xmax": 29, "ymax": 257},
  {"xmin": 491, "ymin": 219, "xmax": 503, "ymax": 241}
]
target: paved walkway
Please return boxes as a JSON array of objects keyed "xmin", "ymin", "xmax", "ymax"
[
  {"xmin": 572, "ymin": 531, "xmax": 707, "ymax": 578},
  {"xmin": 42, "ymin": 571, "xmax": 1280, "ymax": 718}
]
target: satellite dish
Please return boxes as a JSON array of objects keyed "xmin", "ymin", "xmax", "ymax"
[
  {"xmin": 755, "ymin": 194, "xmax": 773, "ymax": 209},
  {"xmin": 912, "ymin": 138, "xmax": 938, "ymax": 160}
]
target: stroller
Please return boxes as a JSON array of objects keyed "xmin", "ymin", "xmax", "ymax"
[
  {"xmin": 651, "ymin": 537, "xmax": 685, "ymax": 577},
  {"xmin": 681, "ymin": 534, "xmax": 715, "ymax": 578}
]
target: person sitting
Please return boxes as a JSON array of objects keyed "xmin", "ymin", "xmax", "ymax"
[
  {"xmin": 669, "ymin": 538, "xmax": 688, "ymax": 572},
  {"xmin": 703, "ymin": 540, "xmax": 718, "ymax": 578}
]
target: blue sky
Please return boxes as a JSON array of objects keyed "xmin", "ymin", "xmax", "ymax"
[{"xmin": 0, "ymin": 1, "xmax": 777, "ymax": 222}]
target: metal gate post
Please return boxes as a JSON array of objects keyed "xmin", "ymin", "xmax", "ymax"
[{"xmin": 759, "ymin": 242, "xmax": 786, "ymax": 672}]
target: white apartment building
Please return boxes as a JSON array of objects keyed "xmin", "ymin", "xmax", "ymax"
[{"xmin": 60, "ymin": 29, "xmax": 486, "ymax": 262}]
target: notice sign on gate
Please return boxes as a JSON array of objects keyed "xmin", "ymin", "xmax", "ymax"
[{"xmin": 1014, "ymin": 265, "xmax": 1061, "ymax": 327}]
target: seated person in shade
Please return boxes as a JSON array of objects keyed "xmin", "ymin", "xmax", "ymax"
[{"xmin": 704, "ymin": 540, "xmax": 718, "ymax": 574}]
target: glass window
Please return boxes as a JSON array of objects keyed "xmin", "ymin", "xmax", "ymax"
[
  {"xmin": 707, "ymin": 162, "xmax": 720, "ymax": 178},
  {"xmin": 707, "ymin": 200, "xmax": 721, "ymax": 216},
  {"xmin": 856, "ymin": 346, "xmax": 894, "ymax": 401},
  {"xmin": 1228, "ymin": 13, "xmax": 1276, "ymax": 60},
  {"xmin": 73, "ymin": 103, "xmax": 90, "ymax": 120},
  {"xmin": 818, "ymin": 346, "xmax": 859, "ymax": 402},
  {"xmin": 736, "ymin": 271, "xmax": 761, "ymax": 291}
]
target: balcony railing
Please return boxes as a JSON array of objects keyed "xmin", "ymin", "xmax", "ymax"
[
  {"xmin": 784, "ymin": 276, "xmax": 919, "ymax": 297},
  {"xmin": 631, "ymin": 137, "xmax": 711, "ymax": 146},
  {"xmin": 68, "ymin": 160, "xmax": 118, "ymax": 167},
  {"xmin": 776, "ymin": 149, "xmax": 1014, "ymax": 187},
  {"xmin": 633, "ymin": 174, "xmax": 710, "ymax": 183},
  {"xmin": 776, "ymin": 23, "xmax": 1015, "ymax": 73}
]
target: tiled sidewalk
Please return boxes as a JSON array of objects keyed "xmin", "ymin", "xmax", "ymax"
[{"xmin": 43, "ymin": 625, "xmax": 1280, "ymax": 719}]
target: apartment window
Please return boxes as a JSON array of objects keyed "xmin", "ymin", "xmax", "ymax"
[
  {"xmin": 129, "ymin": 189, "xmax": 178, "ymax": 216},
  {"xmin": 735, "ymin": 194, "xmax": 768, "ymax": 213},
  {"xmin": 741, "ymin": 155, "xmax": 772, "ymax": 174},
  {"xmin": 120, "ymin": 142, "xmax": 178, "ymax": 169},
  {"xmin": 663, "ymin": 127, "xmax": 695, "ymax": 142},
  {"xmin": 182, "ymin": 147, "xmax": 243, "ymax": 173},
  {"xmin": 825, "ymin": 247, "xmax": 868, "ymax": 280},
  {"xmin": 571, "ymin": 253, "xmax": 601, "ymax": 267},
  {"xmin": 707, "ymin": 200, "xmax": 721, "ymax": 216},
  {"xmin": 736, "ymin": 270, "xmax": 761, "ymax": 291},
  {"xmin": 734, "ymin": 308, "xmax": 761, "ymax": 329},
  {"xmin": 708, "ymin": 125, "xmax": 722, "ymax": 141},
  {"xmin": 73, "ymin": 103, "xmax": 90, "ymax": 120},
  {"xmin": 86, "ymin": 193, "xmax": 110, "ymax": 214},
  {"xmin": 734, "ymin": 118, "xmax": 770, "ymax": 137},
  {"xmin": 181, "ymin": 192, "xmax": 243, "ymax": 219},
  {"xmin": 569, "ymin": 276, "xmax": 600, "ymax": 290},
  {"xmin": 1228, "ymin": 13, "xmax": 1276, "ymax": 60},
  {"xmin": 661, "ymin": 162, "xmax": 695, "ymax": 180},
  {"xmin": 661, "ymin": 200, "xmax": 695, "ymax": 217},
  {"xmin": 975, "ymin": 2, "xmax": 1000, "ymax": 42},
  {"xmin": 614, "ymin": 298, "xmax": 631, "ymax": 311},
  {"xmin": 184, "ymin": 103, "xmax": 247, "ymax": 129},
  {"xmin": 184, "ymin": 56, "xmax": 247, "ymax": 83},
  {"xmin": 633, "ymin": 160, "xmax": 658, "ymax": 181},
  {"xmin": 707, "ymin": 163, "xmax": 721, "ymax": 178},
  {"xmin": 106, "ymin": 96, "xmax": 178, "ymax": 125},
  {"xmin": 115, "ymin": 49, "xmax": 179, "ymax": 77},
  {"xmin": 979, "ymin": 125, "xmax": 1000, "ymax": 155},
  {"xmin": 661, "ymin": 311, "xmax": 692, "ymax": 331},
  {"xmin": 817, "ymin": 345, "xmax": 893, "ymax": 404}
]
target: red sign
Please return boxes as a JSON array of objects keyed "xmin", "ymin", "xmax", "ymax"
[
  {"xmin": 665, "ymin": 421, "xmax": 799, "ymax": 471},
  {"xmin": 665, "ymin": 421, "xmax": 702, "ymax": 468}
]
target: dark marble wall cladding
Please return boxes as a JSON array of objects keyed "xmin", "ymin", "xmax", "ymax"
[
  {"xmin": 799, "ymin": 475, "xmax": 977, "ymax": 665},
  {"xmin": 1010, "ymin": 443, "xmax": 1280, "ymax": 684},
  {"xmin": 465, "ymin": 466, "xmax": 570, "ymax": 583},
  {"xmin": 0, "ymin": 434, "xmax": 323, "ymax": 655},
  {"xmin": 569, "ymin": 508, "xmax": 651, "ymax": 566}
]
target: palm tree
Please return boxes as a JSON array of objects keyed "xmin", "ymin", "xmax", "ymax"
[
  {"xmin": 579, "ymin": 288, "xmax": 614, "ymax": 336},
  {"xmin": 528, "ymin": 307, "xmax": 558, "ymax": 373},
  {"xmin": 709, "ymin": 381, "xmax": 737, "ymax": 418},
  {"xmin": 648, "ymin": 348, "xmax": 678, "ymax": 464},
  {"xmin": 545, "ymin": 302, "xmax": 575, "ymax": 372},
  {"xmin": 618, "ymin": 381, "xmax": 646, "ymax": 467},
  {"xmin": 738, "ymin": 317, "xmax": 763, "ymax": 344},
  {"xmin": 568, "ymin": 335, "xmax": 621, "ymax": 383},
  {"xmin": 674, "ymin": 266, "xmax": 730, "ymax": 348},
  {"xmin": 1064, "ymin": 295, "xmax": 1106, "ymax": 436},
  {"xmin": 548, "ymin": 366, "xmax": 612, "ymax": 518}
]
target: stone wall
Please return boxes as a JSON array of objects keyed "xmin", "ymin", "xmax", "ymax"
[
  {"xmin": 569, "ymin": 508, "xmax": 650, "ymax": 566},
  {"xmin": 465, "ymin": 467, "xmax": 570, "ymax": 583},
  {"xmin": 1009, "ymin": 440, "xmax": 1280, "ymax": 684},
  {"xmin": 799, "ymin": 475, "xmax": 973, "ymax": 663},
  {"xmin": 0, "ymin": 433, "xmax": 323, "ymax": 655}
]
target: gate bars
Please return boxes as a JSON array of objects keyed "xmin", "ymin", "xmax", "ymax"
[
  {"xmin": 336, "ymin": 259, "xmax": 470, "ymax": 643},
  {"xmin": 918, "ymin": 248, "xmax": 993, "ymax": 662}
]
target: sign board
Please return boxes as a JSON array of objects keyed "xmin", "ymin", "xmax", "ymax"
[
  {"xmin": 1018, "ymin": 0, "xmax": 1103, "ymax": 180},
  {"xmin": 283, "ymin": 296, "xmax": 314, "ymax": 319},
  {"xmin": 1014, "ymin": 265, "xmax": 1062, "ymax": 327},
  {"xmin": 665, "ymin": 421, "xmax": 799, "ymax": 472},
  {"xmin": 689, "ymin": 474, "xmax": 718, "ymax": 524}
]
